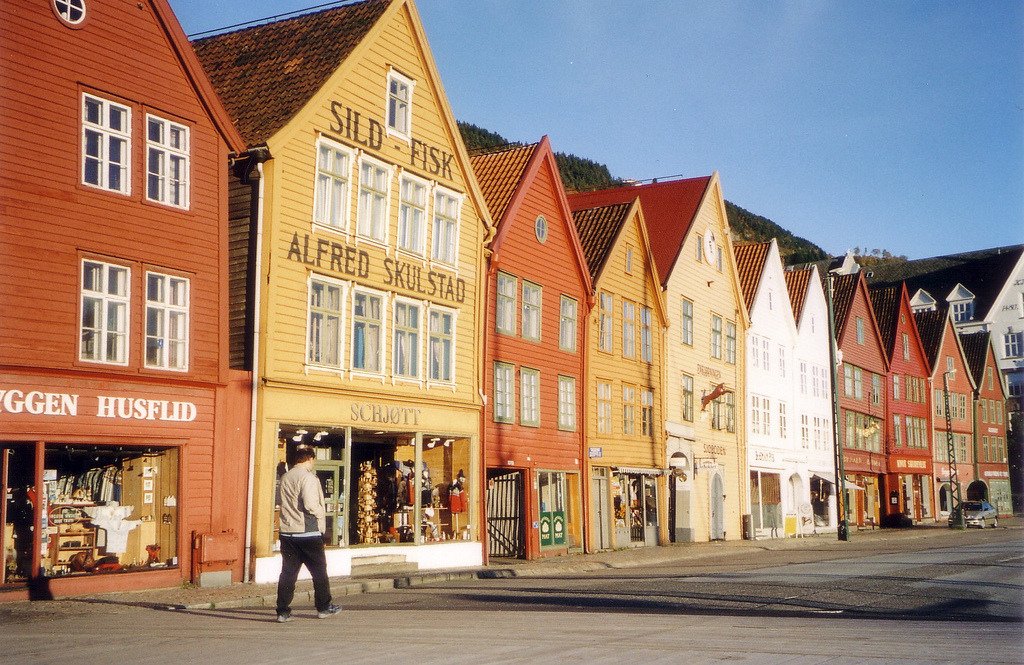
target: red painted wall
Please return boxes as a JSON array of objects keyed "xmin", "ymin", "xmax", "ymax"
[{"xmin": 886, "ymin": 290, "xmax": 933, "ymax": 474}]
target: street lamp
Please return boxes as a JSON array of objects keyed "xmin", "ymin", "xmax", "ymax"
[
  {"xmin": 942, "ymin": 370, "xmax": 965, "ymax": 529},
  {"xmin": 825, "ymin": 268, "xmax": 850, "ymax": 541}
]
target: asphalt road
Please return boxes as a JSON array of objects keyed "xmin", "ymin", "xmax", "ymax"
[{"xmin": 3, "ymin": 528, "xmax": 1022, "ymax": 664}]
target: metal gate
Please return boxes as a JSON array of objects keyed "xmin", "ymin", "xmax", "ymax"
[{"xmin": 486, "ymin": 469, "xmax": 524, "ymax": 558}]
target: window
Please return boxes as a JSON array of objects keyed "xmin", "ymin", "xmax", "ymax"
[
  {"xmin": 560, "ymin": 296, "xmax": 578, "ymax": 352},
  {"xmin": 82, "ymin": 94, "xmax": 130, "ymax": 194},
  {"xmin": 622, "ymin": 385, "xmax": 636, "ymax": 435},
  {"xmin": 622, "ymin": 301, "xmax": 636, "ymax": 358},
  {"xmin": 854, "ymin": 367, "xmax": 863, "ymax": 399},
  {"xmin": 494, "ymin": 363, "xmax": 514, "ymax": 423},
  {"xmin": 392, "ymin": 299, "xmax": 420, "ymax": 379},
  {"xmin": 534, "ymin": 215, "xmax": 548, "ymax": 243},
  {"xmin": 980, "ymin": 398, "xmax": 988, "ymax": 424},
  {"xmin": 871, "ymin": 374, "xmax": 882, "ymax": 405},
  {"xmin": 762, "ymin": 397, "xmax": 771, "ymax": 434},
  {"xmin": 1005, "ymin": 332, "xmax": 1023, "ymax": 358},
  {"xmin": 597, "ymin": 382, "xmax": 612, "ymax": 434},
  {"xmin": 146, "ymin": 115, "xmax": 189, "ymax": 208},
  {"xmin": 715, "ymin": 245, "xmax": 723, "ymax": 271},
  {"xmin": 428, "ymin": 307, "xmax": 455, "ymax": 383},
  {"xmin": 952, "ymin": 300, "xmax": 974, "ymax": 323},
  {"xmin": 522, "ymin": 281, "xmax": 542, "ymax": 341},
  {"xmin": 801, "ymin": 414, "xmax": 810, "ymax": 449},
  {"xmin": 386, "ymin": 69, "xmax": 414, "ymax": 139},
  {"xmin": 751, "ymin": 335, "xmax": 761, "ymax": 369},
  {"xmin": 431, "ymin": 187, "xmax": 460, "ymax": 266},
  {"xmin": 625, "ymin": 245, "xmax": 634, "ymax": 273},
  {"xmin": 778, "ymin": 402, "xmax": 787, "ymax": 439},
  {"xmin": 800, "ymin": 361, "xmax": 808, "ymax": 395},
  {"xmin": 641, "ymin": 389, "xmax": 654, "ymax": 436},
  {"xmin": 496, "ymin": 272, "xmax": 516, "ymax": 335},
  {"xmin": 398, "ymin": 174, "xmax": 427, "ymax": 253},
  {"xmin": 751, "ymin": 395, "xmax": 761, "ymax": 435},
  {"xmin": 307, "ymin": 276, "xmax": 344, "ymax": 368},
  {"xmin": 681, "ymin": 298, "xmax": 694, "ymax": 346},
  {"xmin": 902, "ymin": 333, "xmax": 910, "ymax": 360},
  {"xmin": 725, "ymin": 321, "xmax": 736, "ymax": 364},
  {"xmin": 80, "ymin": 260, "xmax": 129, "ymax": 364},
  {"xmin": 313, "ymin": 138, "xmax": 351, "ymax": 230},
  {"xmin": 711, "ymin": 314, "xmax": 722, "ymax": 359},
  {"xmin": 777, "ymin": 345, "xmax": 786, "ymax": 378},
  {"xmin": 761, "ymin": 337, "xmax": 770, "ymax": 370},
  {"xmin": 521, "ymin": 368, "xmax": 540, "ymax": 426},
  {"xmin": 725, "ymin": 392, "xmax": 735, "ymax": 432},
  {"xmin": 54, "ymin": 0, "xmax": 86, "ymax": 24},
  {"xmin": 145, "ymin": 272, "xmax": 189, "ymax": 370},
  {"xmin": 356, "ymin": 157, "xmax": 390, "ymax": 242},
  {"xmin": 641, "ymin": 307, "xmax": 653, "ymax": 362},
  {"xmin": 599, "ymin": 292, "xmax": 613, "ymax": 352},
  {"xmin": 351, "ymin": 289, "xmax": 384, "ymax": 373},
  {"xmin": 893, "ymin": 415, "xmax": 903, "ymax": 447},
  {"xmin": 946, "ymin": 356, "xmax": 954, "ymax": 373},
  {"xmin": 681, "ymin": 374, "xmax": 694, "ymax": 422},
  {"xmin": 558, "ymin": 376, "xmax": 576, "ymax": 431},
  {"xmin": 856, "ymin": 317, "xmax": 865, "ymax": 344},
  {"xmin": 695, "ymin": 235, "xmax": 703, "ymax": 262}
]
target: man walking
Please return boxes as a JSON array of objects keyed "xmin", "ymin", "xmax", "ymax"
[{"xmin": 276, "ymin": 445, "xmax": 340, "ymax": 622}]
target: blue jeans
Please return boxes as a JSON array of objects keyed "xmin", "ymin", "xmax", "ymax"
[{"xmin": 276, "ymin": 535, "xmax": 331, "ymax": 614}]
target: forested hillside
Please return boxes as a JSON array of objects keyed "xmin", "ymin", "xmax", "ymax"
[{"xmin": 459, "ymin": 121, "xmax": 827, "ymax": 264}]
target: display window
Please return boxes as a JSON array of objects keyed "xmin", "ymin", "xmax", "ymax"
[
  {"xmin": 750, "ymin": 471, "xmax": 782, "ymax": 534},
  {"xmin": 612, "ymin": 472, "xmax": 658, "ymax": 545},
  {"xmin": 275, "ymin": 425, "xmax": 474, "ymax": 549}
]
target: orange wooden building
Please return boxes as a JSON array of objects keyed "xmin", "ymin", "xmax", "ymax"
[
  {"xmin": 0, "ymin": 0, "xmax": 249, "ymax": 599},
  {"xmin": 471, "ymin": 138, "xmax": 592, "ymax": 559}
]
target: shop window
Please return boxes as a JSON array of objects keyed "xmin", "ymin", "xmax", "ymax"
[
  {"xmin": 307, "ymin": 276, "xmax": 346, "ymax": 369},
  {"xmin": 520, "ymin": 368, "xmax": 540, "ymax": 426},
  {"xmin": 522, "ymin": 282, "xmax": 542, "ymax": 341},
  {"xmin": 431, "ymin": 188, "xmax": 460, "ymax": 266},
  {"xmin": 41, "ymin": 445, "xmax": 179, "ymax": 578},
  {"xmin": 557, "ymin": 375, "xmax": 576, "ymax": 431},
  {"xmin": 428, "ymin": 306, "xmax": 455, "ymax": 384},
  {"xmin": 146, "ymin": 115, "xmax": 189, "ymax": 208},
  {"xmin": 559, "ymin": 296, "xmax": 577, "ymax": 352},
  {"xmin": 614, "ymin": 473, "xmax": 658, "ymax": 544},
  {"xmin": 313, "ymin": 137, "xmax": 352, "ymax": 231},
  {"xmin": 2, "ymin": 444, "xmax": 37, "ymax": 586},
  {"xmin": 80, "ymin": 259, "xmax": 130, "ymax": 365},
  {"xmin": 356, "ymin": 157, "xmax": 390, "ymax": 243},
  {"xmin": 397, "ymin": 173, "xmax": 427, "ymax": 254},
  {"xmin": 417, "ymin": 436, "xmax": 472, "ymax": 542},
  {"xmin": 145, "ymin": 272, "xmax": 189, "ymax": 371},
  {"xmin": 351, "ymin": 288, "xmax": 384, "ymax": 374},
  {"xmin": 496, "ymin": 272, "xmax": 517, "ymax": 335},
  {"xmin": 82, "ymin": 93, "xmax": 130, "ymax": 194},
  {"xmin": 392, "ymin": 298, "xmax": 420, "ymax": 379},
  {"xmin": 385, "ymin": 69, "xmax": 414, "ymax": 140},
  {"xmin": 622, "ymin": 300, "xmax": 636, "ymax": 359}
]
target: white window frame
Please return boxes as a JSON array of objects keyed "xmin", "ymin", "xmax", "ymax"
[
  {"xmin": 622, "ymin": 384, "xmax": 636, "ymax": 436},
  {"xmin": 641, "ymin": 307, "xmax": 653, "ymax": 363},
  {"xmin": 711, "ymin": 314, "xmax": 723, "ymax": 359},
  {"xmin": 559, "ymin": 296, "xmax": 578, "ymax": 352},
  {"xmin": 641, "ymin": 389, "xmax": 654, "ymax": 436},
  {"xmin": 1005, "ymin": 331, "xmax": 1023, "ymax": 358},
  {"xmin": 522, "ymin": 281, "xmax": 542, "ymax": 342},
  {"xmin": 392, "ymin": 296, "xmax": 422, "ymax": 380},
  {"xmin": 431, "ymin": 186, "xmax": 462, "ymax": 268},
  {"xmin": 521, "ymin": 367, "xmax": 540, "ymax": 427},
  {"xmin": 558, "ymin": 375, "xmax": 576, "ymax": 431},
  {"xmin": 350, "ymin": 286, "xmax": 386, "ymax": 376},
  {"xmin": 385, "ymin": 68, "xmax": 415, "ymax": 142},
  {"xmin": 427, "ymin": 305, "xmax": 456, "ymax": 385},
  {"xmin": 599, "ymin": 292, "xmax": 613, "ymax": 352},
  {"xmin": 801, "ymin": 414, "xmax": 810, "ymax": 449},
  {"xmin": 681, "ymin": 373, "xmax": 694, "ymax": 422},
  {"xmin": 79, "ymin": 259, "xmax": 130, "ymax": 365},
  {"xmin": 356, "ymin": 155, "xmax": 392, "ymax": 245},
  {"xmin": 54, "ymin": 0, "xmax": 87, "ymax": 25},
  {"xmin": 82, "ymin": 93, "xmax": 131, "ymax": 195},
  {"xmin": 494, "ymin": 362, "xmax": 515, "ymax": 423},
  {"xmin": 902, "ymin": 332, "xmax": 910, "ymax": 360},
  {"xmin": 496, "ymin": 272, "xmax": 517, "ymax": 335},
  {"xmin": 778, "ymin": 401, "xmax": 788, "ymax": 439},
  {"xmin": 306, "ymin": 274, "xmax": 347, "ymax": 371},
  {"xmin": 313, "ymin": 136, "xmax": 353, "ymax": 233},
  {"xmin": 144, "ymin": 271, "xmax": 189, "ymax": 371},
  {"xmin": 856, "ymin": 317, "xmax": 865, "ymax": 344},
  {"xmin": 597, "ymin": 381, "xmax": 613, "ymax": 434},
  {"xmin": 622, "ymin": 300, "xmax": 636, "ymax": 359},
  {"xmin": 397, "ymin": 171, "xmax": 429, "ymax": 255},
  {"xmin": 725, "ymin": 320, "xmax": 736, "ymax": 364},
  {"xmin": 145, "ymin": 114, "xmax": 189, "ymax": 209}
]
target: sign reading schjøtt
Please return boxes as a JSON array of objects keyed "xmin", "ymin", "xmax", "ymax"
[{"xmin": 0, "ymin": 388, "xmax": 197, "ymax": 422}]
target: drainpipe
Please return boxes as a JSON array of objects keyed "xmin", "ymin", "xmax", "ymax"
[{"xmin": 243, "ymin": 159, "xmax": 267, "ymax": 583}]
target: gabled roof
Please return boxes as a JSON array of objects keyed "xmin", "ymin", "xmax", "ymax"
[
  {"xmin": 733, "ymin": 240, "xmax": 773, "ymax": 310},
  {"xmin": 566, "ymin": 176, "xmax": 711, "ymax": 286},
  {"xmin": 868, "ymin": 244, "xmax": 1024, "ymax": 324},
  {"xmin": 913, "ymin": 308, "xmax": 947, "ymax": 369},
  {"xmin": 571, "ymin": 201, "xmax": 635, "ymax": 281},
  {"xmin": 868, "ymin": 284, "xmax": 902, "ymax": 357},
  {"xmin": 958, "ymin": 331, "xmax": 991, "ymax": 389},
  {"xmin": 784, "ymin": 266, "xmax": 815, "ymax": 324},
  {"xmin": 830, "ymin": 272, "xmax": 859, "ymax": 336},
  {"xmin": 469, "ymin": 143, "xmax": 538, "ymax": 225},
  {"xmin": 192, "ymin": 0, "xmax": 392, "ymax": 146}
]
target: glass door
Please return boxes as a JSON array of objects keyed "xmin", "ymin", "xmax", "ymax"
[
  {"xmin": 315, "ymin": 462, "xmax": 345, "ymax": 547},
  {"xmin": 2, "ymin": 444, "xmax": 36, "ymax": 587}
]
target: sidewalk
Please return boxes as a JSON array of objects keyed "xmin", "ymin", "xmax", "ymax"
[{"xmin": 73, "ymin": 518, "xmax": 1017, "ymax": 612}]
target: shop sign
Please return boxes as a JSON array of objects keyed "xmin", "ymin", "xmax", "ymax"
[
  {"xmin": 695, "ymin": 458, "xmax": 718, "ymax": 470},
  {"xmin": 287, "ymin": 233, "xmax": 467, "ymax": 304},
  {"xmin": 350, "ymin": 402, "xmax": 422, "ymax": 426},
  {"xmin": 0, "ymin": 388, "xmax": 196, "ymax": 422},
  {"xmin": 983, "ymin": 470, "xmax": 1009, "ymax": 478},
  {"xmin": 703, "ymin": 443, "xmax": 726, "ymax": 456},
  {"xmin": 895, "ymin": 459, "xmax": 928, "ymax": 470},
  {"xmin": 696, "ymin": 364, "xmax": 722, "ymax": 379},
  {"xmin": 588, "ymin": 447, "xmax": 603, "ymax": 459},
  {"xmin": 753, "ymin": 449, "xmax": 776, "ymax": 463},
  {"xmin": 987, "ymin": 427, "xmax": 998, "ymax": 434}
]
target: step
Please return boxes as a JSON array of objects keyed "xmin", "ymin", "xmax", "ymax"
[
  {"xmin": 350, "ymin": 554, "xmax": 408, "ymax": 567},
  {"xmin": 349, "ymin": 562, "xmax": 421, "ymax": 578}
]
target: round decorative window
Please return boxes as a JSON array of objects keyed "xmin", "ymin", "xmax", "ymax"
[
  {"xmin": 53, "ymin": 0, "xmax": 86, "ymax": 26},
  {"xmin": 534, "ymin": 215, "xmax": 548, "ymax": 243}
]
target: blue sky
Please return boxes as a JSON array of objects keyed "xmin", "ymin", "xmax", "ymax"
[{"xmin": 173, "ymin": 1, "xmax": 1023, "ymax": 260}]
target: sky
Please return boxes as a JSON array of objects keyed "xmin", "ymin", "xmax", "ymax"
[{"xmin": 172, "ymin": 1, "xmax": 1023, "ymax": 260}]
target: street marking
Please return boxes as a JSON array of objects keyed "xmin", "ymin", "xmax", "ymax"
[{"xmin": 997, "ymin": 555, "xmax": 1024, "ymax": 563}]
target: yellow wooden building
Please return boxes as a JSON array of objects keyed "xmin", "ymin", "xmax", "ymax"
[
  {"xmin": 195, "ymin": 0, "xmax": 493, "ymax": 582},
  {"xmin": 571, "ymin": 175, "xmax": 749, "ymax": 542},
  {"xmin": 567, "ymin": 196, "xmax": 668, "ymax": 550}
]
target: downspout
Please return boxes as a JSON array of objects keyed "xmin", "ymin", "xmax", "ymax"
[{"xmin": 243, "ymin": 160, "xmax": 267, "ymax": 583}]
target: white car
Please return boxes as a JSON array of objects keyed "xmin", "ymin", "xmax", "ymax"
[{"xmin": 952, "ymin": 501, "xmax": 999, "ymax": 528}]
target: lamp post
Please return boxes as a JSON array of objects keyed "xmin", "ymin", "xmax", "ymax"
[
  {"xmin": 943, "ymin": 370, "xmax": 965, "ymax": 529},
  {"xmin": 825, "ymin": 269, "xmax": 850, "ymax": 541}
]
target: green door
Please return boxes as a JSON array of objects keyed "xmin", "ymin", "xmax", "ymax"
[{"xmin": 315, "ymin": 462, "xmax": 346, "ymax": 546}]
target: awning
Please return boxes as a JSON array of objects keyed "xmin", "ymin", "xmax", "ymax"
[
  {"xmin": 843, "ymin": 483, "xmax": 866, "ymax": 492},
  {"xmin": 612, "ymin": 466, "xmax": 663, "ymax": 476},
  {"xmin": 810, "ymin": 472, "xmax": 836, "ymax": 485}
]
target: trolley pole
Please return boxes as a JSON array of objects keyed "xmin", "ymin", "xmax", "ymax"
[{"xmin": 825, "ymin": 269, "xmax": 849, "ymax": 541}]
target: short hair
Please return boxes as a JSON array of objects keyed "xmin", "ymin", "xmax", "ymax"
[{"xmin": 293, "ymin": 446, "xmax": 316, "ymax": 463}]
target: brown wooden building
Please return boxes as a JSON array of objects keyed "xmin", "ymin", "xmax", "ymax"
[
  {"xmin": 471, "ymin": 138, "xmax": 592, "ymax": 560},
  {"xmin": 0, "ymin": 0, "xmax": 249, "ymax": 599}
]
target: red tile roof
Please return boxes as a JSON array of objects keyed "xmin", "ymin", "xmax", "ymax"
[
  {"xmin": 958, "ymin": 330, "xmax": 991, "ymax": 388},
  {"xmin": 830, "ymin": 272, "xmax": 859, "ymax": 335},
  {"xmin": 733, "ymin": 241, "xmax": 772, "ymax": 310},
  {"xmin": 192, "ymin": 0, "xmax": 392, "ymax": 146},
  {"xmin": 784, "ymin": 267, "xmax": 814, "ymax": 323},
  {"xmin": 566, "ymin": 176, "xmax": 711, "ymax": 286},
  {"xmin": 913, "ymin": 308, "xmax": 947, "ymax": 369},
  {"xmin": 469, "ymin": 143, "xmax": 538, "ymax": 225},
  {"xmin": 868, "ymin": 284, "xmax": 902, "ymax": 358},
  {"xmin": 571, "ymin": 201, "xmax": 635, "ymax": 281}
]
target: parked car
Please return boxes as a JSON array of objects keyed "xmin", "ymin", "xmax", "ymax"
[{"xmin": 950, "ymin": 501, "xmax": 999, "ymax": 528}]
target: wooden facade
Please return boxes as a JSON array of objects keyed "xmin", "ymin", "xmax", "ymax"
[
  {"xmin": 0, "ymin": 0, "xmax": 249, "ymax": 598},
  {"xmin": 962, "ymin": 333, "xmax": 1011, "ymax": 514}
]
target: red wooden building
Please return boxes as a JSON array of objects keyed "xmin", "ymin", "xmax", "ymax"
[
  {"xmin": 0, "ymin": 0, "xmax": 249, "ymax": 599},
  {"xmin": 960, "ymin": 331, "xmax": 1012, "ymax": 514},
  {"xmin": 831, "ymin": 272, "xmax": 889, "ymax": 527},
  {"xmin": 471, "ymin": 138, "xmax": 592, "ymax": 559},
  {"xmin": 870, "ymin": 284, "xmax": 934, "ymax": 524}
]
